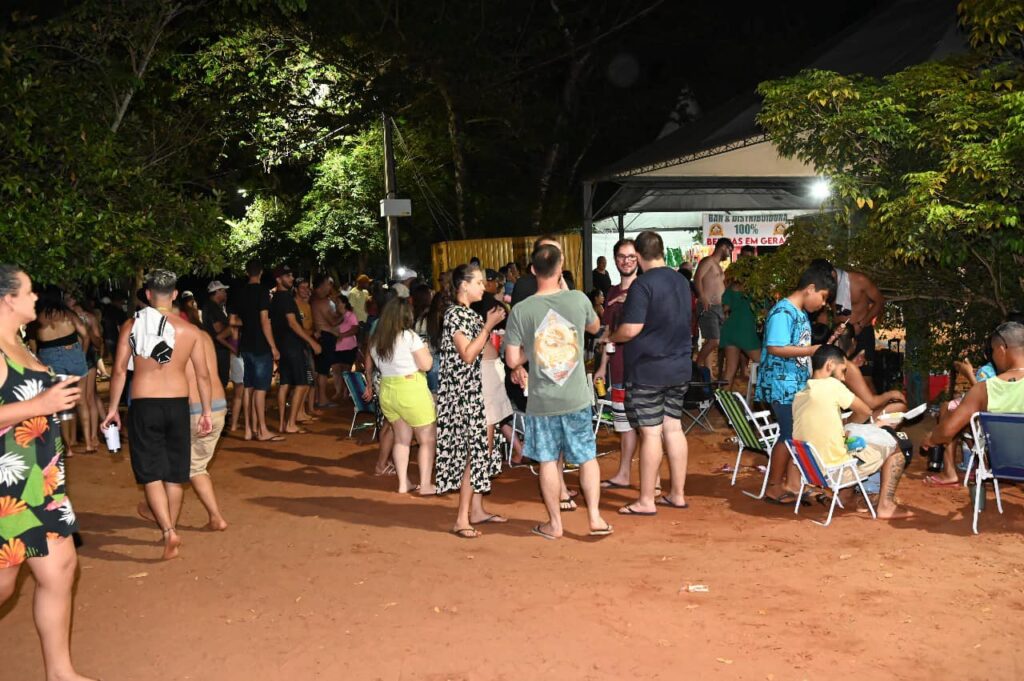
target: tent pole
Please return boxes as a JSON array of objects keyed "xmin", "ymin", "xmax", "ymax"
[
  {"xmin": 617, "ymin": 213, "xmax": 625, "ymax": 241},
  {"xmin": 582, "ymin": 181, "xmax": 594, "ymax": 291}
]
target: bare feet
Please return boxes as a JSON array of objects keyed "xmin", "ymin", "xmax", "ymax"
[
  {"xmin": 162, "ymin": 528, "xmax": 181, "ymax": 560},
  {"xmin": 136, "ymin": 501, "xmax": 156, "ymax": 524},
  {"xmin": 470, "ymin": 513, "xmax": 508, "ymax": 524},
  {"xmin": 876, "ymin": 504, "xmax": 915, "ymax": 520},
  {"xmin": 50, "ymin": 670, "xmax": 100, "ymax": 681},
  {"xmin": 283, "ymin": 426, "xmax": 307, "ymax": 434},
  {"xmin": 205, "ymin": 517, "xmax": 228, "ymax": 531}
]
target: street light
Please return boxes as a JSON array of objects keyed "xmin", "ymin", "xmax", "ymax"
[{"xmin": 811, "ymin": 178, "xmax": 831, "ymax": 200}]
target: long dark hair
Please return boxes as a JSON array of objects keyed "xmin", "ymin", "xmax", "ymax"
[
  {"xmin": 0, "ymin": 265, "xmax": 24, "ymax": 298},
  {"xmin": 411, "ymin": 283, "xmax": 433, "ymax": 322},
  {"xmin": 36, "ymin": 285, "xmax": 72, "ymax": 320},
  {"xmin": 370, "ymin": 298, "xmax": 414, "ymax": 363},
  {"xmin": 426, "ymin": 284, "xmax": 451, "ymax": 350},
  {"xmin": 449, "ymin": 263, "xmax": 480, "ymax": 300}
]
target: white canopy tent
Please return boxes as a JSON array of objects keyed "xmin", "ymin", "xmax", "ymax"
[{"xmin": 581, "ymin": 0, "xmax": 964, "ymax": 288}]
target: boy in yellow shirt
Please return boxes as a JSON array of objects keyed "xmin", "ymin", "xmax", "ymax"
[{"xmin": 793, "ymin": 345, "xmax": 912, "ymax": 519}]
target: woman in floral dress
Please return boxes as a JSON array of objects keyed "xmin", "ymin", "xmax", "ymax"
[
  {"xmin": 434, "ymin": 264, "xmax": 508, "ymax": 538},
  {"xmin": 0, "ymin": 265, "xmax": 95, "ymax": 680}
]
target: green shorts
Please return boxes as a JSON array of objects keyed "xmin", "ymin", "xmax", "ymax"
[{"xmin": 379, "ymin": 373, "xmax": 436, "ymax": 428}]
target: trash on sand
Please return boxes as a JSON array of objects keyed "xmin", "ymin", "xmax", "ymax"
[
  {"xmin": 685, "ymin": 584, "xmax": 709, "ymax": 593},
  {"xmin": 127, "ymin": 572, "xmax": 148, "ymax": 579}
]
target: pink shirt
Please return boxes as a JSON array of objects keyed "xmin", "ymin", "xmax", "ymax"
[{"xmin": 335, "ymin": 310, "xmax": 359, "ymax": 352}]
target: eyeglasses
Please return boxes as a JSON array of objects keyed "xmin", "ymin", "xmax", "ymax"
[{"xmin": 615, "ymin": 254, "xmax": 638, "ymax": 262}]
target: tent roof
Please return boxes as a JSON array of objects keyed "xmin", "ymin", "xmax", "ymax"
[{"xmin": 589, "ymin": 0, "xmax": 964, "ymax": 190}]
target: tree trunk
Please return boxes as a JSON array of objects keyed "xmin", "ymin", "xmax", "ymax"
[
  {"xmin": 435, "ymin": 78, "xmax": 468, "ymax": 239},
  {"xmin": 110, "ymin": 2, "xmax": 182, "ymax": 134},
  {"xmin": 531, "ymin": 53, "xmax": 589, "ymax": 231}
]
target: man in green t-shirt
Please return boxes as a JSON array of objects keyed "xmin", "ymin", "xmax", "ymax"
[{"xmin": 506, "ymin": 244, "xmax": 613, "ymax": 540}]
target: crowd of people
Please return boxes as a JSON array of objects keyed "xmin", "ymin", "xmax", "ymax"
[{"xmin": 3, "ymin": 231, "xmax": 1024, "ymax": 679}]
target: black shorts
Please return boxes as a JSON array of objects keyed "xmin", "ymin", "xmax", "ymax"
[
  {"xmin": 335, "ymin": 348, "xmax": 357, "ymax": 368},
  {"xmin": 127, "ymin": 397, "xmax": 191, "ymax": 484},
  {"xmin": 278, "ymin": 346, "xmax": 307, "ymax": 386},
  {"xmin": 625, "ymin": 383, "xmax": 688, "ymax": 428},
  {"xmin": 315, "ymin": 332, "xmax": 337, "ymax": 376}
]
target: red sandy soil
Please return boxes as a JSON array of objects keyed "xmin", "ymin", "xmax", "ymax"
[{"xmin": 4, "ymin": 404, "xmax": 1024, "ymax": 681}]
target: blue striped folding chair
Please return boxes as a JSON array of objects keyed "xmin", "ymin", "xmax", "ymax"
[
  {"xmin": 966, "ymin": 412, "xmax": 1024, "ymax": 535},
  {"xmin": 786, "ymin": 439, "xmax": 876, "ymax": 526},
  {"xmin": 342, "ymin": 371, "xmax": 377, "ymax": 439}
]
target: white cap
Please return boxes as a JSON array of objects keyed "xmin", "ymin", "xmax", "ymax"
[
  {"xmin": 392, "ymin": 283, "xmax": 410, "ymax": 299},
  {"xmin": 395, "ymin": 266, "xmax": 418, "ymax": 281},
  {"xmin": 207, "ymin": 280, "xmax": 230, "ymax": 293}
]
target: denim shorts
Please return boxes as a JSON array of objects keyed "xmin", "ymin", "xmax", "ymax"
[
  {"xmin": 524, "ymin": 406, "xmax": 596, "ymax": 465},
  {"xmin": 242, "ymin": 351, "xmax": 273, "ymax": 391},
  {"xmin": 39, "ymin": 343, "xmax": 88, "ymax": 377},
  {"xmin": 770, "ymin": 401, "xmax": 794, "ymax": 441}
]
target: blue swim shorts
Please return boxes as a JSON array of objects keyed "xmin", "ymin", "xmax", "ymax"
[{"xmin": 523, "ymin": 407, "xmax": 596, "ymax": 466}]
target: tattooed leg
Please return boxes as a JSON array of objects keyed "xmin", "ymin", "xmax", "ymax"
[{"xmin": 876, "ymin": 450, "xmax": 914, "ymax": 519}]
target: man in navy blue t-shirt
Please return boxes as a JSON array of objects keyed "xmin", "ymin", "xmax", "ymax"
[{"xmin": 608, "ymin": 230, "xmax": 693, "ymax": 516}]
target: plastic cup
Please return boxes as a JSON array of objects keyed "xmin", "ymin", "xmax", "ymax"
[
  {"xmin": 54, "ymin": 374, "xmax": 76, "ymax": 421},
  {"xmin": 103, "ymin": 424, "xmax": 121, "ymax": 452}
]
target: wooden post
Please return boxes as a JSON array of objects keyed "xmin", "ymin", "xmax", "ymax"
[
  {"xmin": 582, "ymin": 181, "xmax": 594, "ymax": 292},
  {"xmin": 382, "ymin": 113, "xmax": 400, "ymax": 280}
]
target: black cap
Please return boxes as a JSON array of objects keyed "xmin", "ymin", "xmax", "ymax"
[
  {"xmin": 485, "ymin": 268, "xmax": 499, "ymax": 281},
  {"xmin": 273, "ymin": 265, "xmax": 293, "ymax": 278}
]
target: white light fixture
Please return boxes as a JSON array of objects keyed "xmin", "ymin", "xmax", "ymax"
[
  {"xmin": 810, "ymin": 178, "xmax": 831, "ymax": 201},
  {"xmin": 237, "ymin": 188, "xmax": 248, "ymax": 197}
]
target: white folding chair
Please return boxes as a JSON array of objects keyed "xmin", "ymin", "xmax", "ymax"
[
  {"xmin": 745, "ymin": 361, "xmax": 759, "ymax": 405},
  {"xmin": 587, "ymin": 374, "xmax": 614, "ymax": 435},
  {"xmin": 786, "ymin": 439, "xmax": 876, "ymax": 527}
]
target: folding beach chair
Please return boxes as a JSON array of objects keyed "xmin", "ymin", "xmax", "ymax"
[
  {"xmin": 745, "ymin": 361, "xmax": 759, "ymax": 406},
  {"xmin": 503, "ymin": 410, "xmax": 527, "ymax": 465},
  {"xmin": 965, "ymin": 412, "xmax": 1024, "ymax": 535},
  {"xmin": 681, "ymin": 365, "xmax": 723, "ymax": 434},
  {"xmin": 587, "ymin": 374, "xmax": 614, "ymax": 435},
  {"xmin": 341, "ymin": 371, "xmax": 378, "ymax": 439},
  {"xmin": 715, "ymin": 389, "xmax": 779, "ymax": 498},
  {"xmin": 785, "ymin": 439, "xmax": 876, "ymax": 526}
]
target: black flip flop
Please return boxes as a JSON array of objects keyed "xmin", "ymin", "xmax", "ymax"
[
  {"xmin": 618, "ymin": 504, "xmax": 656, "ymax": 516},
  {"xmin": 531, "ymin": 524, "xmax": 558, "ymax": 540},
  {"xmin": 764, "ymin": 491, "xmax": 811, "ymax": 507},
  {"xmin": 600, "ymin": 480, "xmax": 630, "ymax": 489},
  {"xmin": 656, "ymin": 496, "xmax": 689, "ymax": 509}
]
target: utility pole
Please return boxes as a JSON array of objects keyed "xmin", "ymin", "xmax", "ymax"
[{"xmin": 382, "ymin": 113, "xmax": 400, "ymax": 280}]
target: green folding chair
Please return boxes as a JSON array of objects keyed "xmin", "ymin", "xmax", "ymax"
[{"xmin": 715, "ymin": 389, "xmax": 779, "ymax": 499}]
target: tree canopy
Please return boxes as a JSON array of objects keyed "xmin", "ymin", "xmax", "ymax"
[
  {"xmin": 741, "ymin": 0, "xmax": 1024, "ymax": 370},
  {"xmin": 1, "ymin": 0, "xmax": 881, "ymax": 287}
]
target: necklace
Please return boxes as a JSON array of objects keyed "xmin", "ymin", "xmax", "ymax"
[{"xmin": 155, "ymin": 306, "xmax": 172, "ymax": 313}]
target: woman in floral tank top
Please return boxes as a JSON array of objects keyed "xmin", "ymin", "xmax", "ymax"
[{"xmin": 0, "ymin": 265, "xmax": 95, "ymax": 680}]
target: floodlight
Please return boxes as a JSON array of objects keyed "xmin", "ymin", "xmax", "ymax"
[{"xmin": 811, "ymin": 178, "xmax": 831, "ymax": 200}]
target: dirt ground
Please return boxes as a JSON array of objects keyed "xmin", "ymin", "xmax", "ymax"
[{"xmin": 5, "ymin": 400, "xmax": 1024, "ymax": 681}]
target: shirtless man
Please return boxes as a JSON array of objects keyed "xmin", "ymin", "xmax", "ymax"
[
  {"xmin": 137, "ymin": 323, "xmax": 228, "ymax": 531},
  {"xmin": 694, "ymin": 237, "xmax": 733, "ymax": 373},
  {"xmin": 311, "ymin": 274, "xmax": 342, "ymax": 407},
  {"xmin": 103, "ymin": 270, "xmax": 213, "ymax": 560},
  {"xmin": 810, "ymin": 259, "xmax": 885, "ymax": 364}
]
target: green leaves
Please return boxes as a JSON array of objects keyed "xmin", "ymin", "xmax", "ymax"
[{"xmin": 748, "ymin": 2, "xmax": 1024, "ymax": 370}]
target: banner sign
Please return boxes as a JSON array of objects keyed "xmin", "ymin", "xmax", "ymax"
[{"xmin": 702, "ymin": 213, "xmax": 790, "ymax": 247}]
